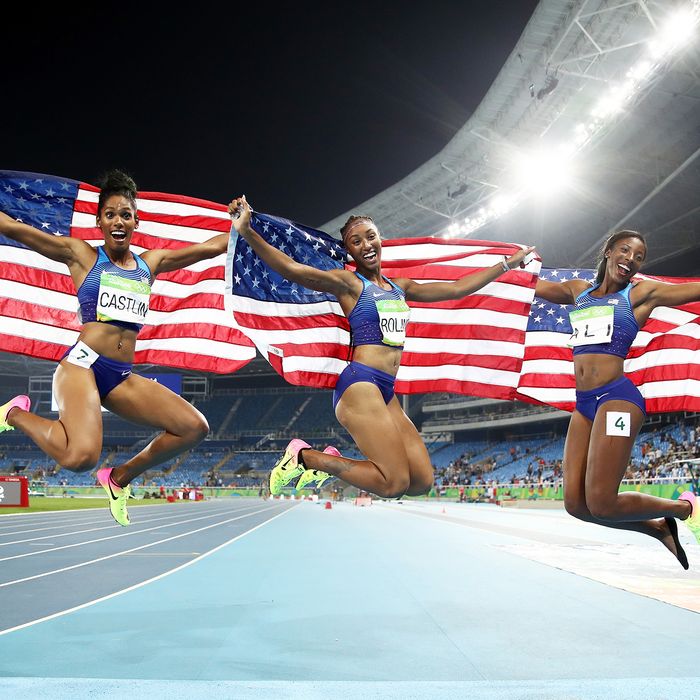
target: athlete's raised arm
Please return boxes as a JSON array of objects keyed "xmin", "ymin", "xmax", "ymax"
[
  {"xmin": 396, "ymin": 247, "xmax": 536, "ymax": 303},
  {"xmin": 228, "ymin": 195, "xmax": 356, "ymax": 298},
  {"xmin": 0, "ymin": 211, "xmax": 93, "ymax": 270}
]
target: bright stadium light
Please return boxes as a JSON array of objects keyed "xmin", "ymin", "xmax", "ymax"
[
  {"xmin": 514, "ymin": 149, "xmax": 573, "ymax": 197},
  {"xmin": 651, "ymin": 6, "xmax": 697, "ymax": 57},
  {"xmin": 440, "ymin": 1, "xmax": 700, "ymax": 239}
]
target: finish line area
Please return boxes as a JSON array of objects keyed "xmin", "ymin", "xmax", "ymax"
[{"xmin": 0, "ymin": 499, "xmax": 698, "ymax": 699}]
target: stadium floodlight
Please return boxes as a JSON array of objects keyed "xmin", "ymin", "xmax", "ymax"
[
  {"xmin": 442, "ymin": 1, "xmax": 699, "ymax": 239},
  {"xmin": 650, "ymin": 6, "xmax": 697, "ymax": 58},
  {"xmin": 514, "ymin": 149, "xmax": 573, "ymax": 197}
]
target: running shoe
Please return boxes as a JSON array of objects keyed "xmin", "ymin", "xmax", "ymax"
[
  {"xmin": 679, "ymin": 491, "xmax": 700, "ymax": 545},
  {"xmin": 0, "ymin": 395, "xmax": 31, "ymax": 433},
  {"xmin": 269, "ymin": 438, "xmax": 311, "ymax": 495},
  {"xmin": 97, "ymin": 467, "xmax": 131, "ymax": 527},
  {"xmin": 295, "ymin": 445, "xmax": 339, "ymax": 491}
]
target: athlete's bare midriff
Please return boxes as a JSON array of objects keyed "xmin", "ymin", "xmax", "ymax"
[
  {"xmin": 351, "ymin": 344, "xmax": 403, "ymax": 376},
  {"xmin": 76, "ymin": 322, "xmax": 138, "ymax": 363},
  {"xmin": 573, "ymin": 353, "xmax": 625, "ymax": 391}
]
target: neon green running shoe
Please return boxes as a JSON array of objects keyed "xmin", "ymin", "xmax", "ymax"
[
  {"xmin": 269, "ymin": 439, "xmax": 311, "ymax": 495},
  {"xmin": 295, "ymin": 445, "xmax": 339, "ymax": 491},
  {"xmin": 680, "ymin": 491, "xmax": 700, "ymax": 545},
  {"xmin": 0, "ymin": 395, "xmax": 31, "ymax": 433},
  {"xmin": 97, "ymin": 468, "xmax": 131, "ymax": 527}
]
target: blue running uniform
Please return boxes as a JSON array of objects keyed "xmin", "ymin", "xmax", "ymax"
[
  {"xmin": 570, "ymin": 283, "xmax": 645, "ymax": 420},
  {"xmin": 77, "ymin": 247, "xmax": 153, "ymax": 333}
]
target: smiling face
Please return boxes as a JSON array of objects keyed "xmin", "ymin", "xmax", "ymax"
[
  {"xmin": 96, "ymin": 194, "xmax": 138, "ymax": 251},
  {"xmin": 344, "ymin": 220, "xmax": 382, "ymax": 272},
  {"xmin": 604, "ymin": 236, "xmax": 646, "ymax": 284}
]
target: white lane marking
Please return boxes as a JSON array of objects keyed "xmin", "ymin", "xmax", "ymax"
[
  {"xmin": 0, "ymin": 503, "xmax": 297, "ymax": 636},
  {"xmin": 0, "ymin": 500, "xmax": 175, "ymax": 521},
  {"xmin": 0, "ymin": 503, "xmax": 291, "ymax": 588},
  {"xmin": 0, "ymin": 501, "xmax": 229, "ymax": 534},
  {"xmin": 0, "ymin": 504, "xmax": 241, "ymax": 547},
  {"xmin": 0, "ymin": 502, "xmax": 267, "ymax": 564}
]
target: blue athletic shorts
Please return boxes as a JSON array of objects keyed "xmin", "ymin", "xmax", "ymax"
[
  {"xmin": 333, "ymin": 361, "xmax": 396, "ymax": 410},
  {"xmin": 575, "ymin": 375, "xmax": 646, "ymax": 422},
  {"xmin": 61, "ymin": 341, "xmax": 133, "ymax": 399}
]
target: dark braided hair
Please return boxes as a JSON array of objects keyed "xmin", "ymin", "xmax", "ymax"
[
  {"xmin": 340, "ymin": 215, "xmax": 375, "ymax": 244},
  {"xmin": 594, "ymin": 229, "xmax": 647, "ymax": 284},
  {"xmin": 96, "ymin": 170, "xmax": 138, "ymax": 216}
]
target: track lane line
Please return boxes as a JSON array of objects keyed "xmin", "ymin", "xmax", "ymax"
[
  {"xmin": 0, "ymin": 502, "xmax": 296, "ymax": 589},
  {"xmin": 0, "ymin": 502, "xmax": 297, "ymax": 635}
]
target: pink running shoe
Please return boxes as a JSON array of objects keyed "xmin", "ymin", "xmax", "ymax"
[
  {"xmin": 269, "ymin": 438, "xmax": 311, "ymax": 495},
  {"xmin": 0, "ymin": 395, "xmax": 31, "ymax": 433},
  {"xmin": 97, "ymin": 467, "xmax": 132, "ymax": 527},
  {"xmin": 295, "ymin": 445, "xmax": 340, "ymax": 491},
  {"xmin": 679, "ymin": 491, "xmax": 700, "ymax": 545}
]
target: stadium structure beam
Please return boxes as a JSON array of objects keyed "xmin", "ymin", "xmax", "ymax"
[{"xmin": 575, "ymin": 143, "xmax": 700, "ymax": 264}]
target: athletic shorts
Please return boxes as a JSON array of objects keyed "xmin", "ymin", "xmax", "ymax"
[
  {"xmin": 575, "ymin": 375, "xmax": 646, "ymax": 422},
  {"xmin": 333, "ymin": 361, "xmax": 396, "ymax": 411},
  {"xmin": 61, "ymin": 340, "xmax": 132, "ymax": 399}
]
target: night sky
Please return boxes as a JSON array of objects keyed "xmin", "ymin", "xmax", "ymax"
[{"xmin": 4, "ymin": 2, "xmax": 540, "ymax": 229}]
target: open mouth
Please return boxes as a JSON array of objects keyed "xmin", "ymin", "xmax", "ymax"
[
  {"xmin": 363, "ymin": 251, "xmax": 377, "ymax": 262},
  {"xmin": 111, "ymin": 231, "xmax": 127, "ymax": 242},
  {"xmin": 617, "ymin": 263, "xmax": 631, "ymax": 276}
]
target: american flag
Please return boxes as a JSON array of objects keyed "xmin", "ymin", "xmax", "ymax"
[
  {"xmin": 515, "ymin": 268, "xmax": 700, "ymax": 413},
  {"xmin": 0, "ymin": 170, "xmax": 256, "ymax": 373},
  {"xmin": 225, "ymin": 214, "xmax": 541, "ymax": 398}
]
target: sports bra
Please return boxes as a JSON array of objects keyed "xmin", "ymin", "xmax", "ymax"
[
  {"xmin": 570, "ymin": 282, "xmax": 639, "ymax": 358},
  {"xmin": 76, "ymin": 246, "xmax": 153, "ymax": 333},
  {"xmin": 347, "ymin": 273, "xmax": 410, "ymax": 348}
]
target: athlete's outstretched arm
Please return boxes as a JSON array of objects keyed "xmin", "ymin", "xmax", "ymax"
[
  {"xmin": 634, "ymin": 279, "xmax": 700, "ymax": 309},
  {"xmin": 0, "ymin": 211, "xmax": 88, "ymax": 266},
  {"xmin": 397, "ymin": 247, "xmax": 536, "ymax": 303},
  {"xmin": 141, "ymin": 233, "xmax": 230, "ymax": 275},
  {"xmin": 228, "ymin": 196, "xmax": 355, "ymax": 297},
  {"xmin": 534, "ymin": 277, "xmax": 589, "ymax": 305}
]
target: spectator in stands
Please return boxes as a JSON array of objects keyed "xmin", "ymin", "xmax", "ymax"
[
  {"xmin": 0, "ymin": 170, "xmax": 229, "ymax": 527},
  {"xmin": 535, "ymin": 230, "xmax": 700, "ymax": 567},
  {"xmin": 230, "ymin": 195, "xmax": 533, "ymax": 498}
]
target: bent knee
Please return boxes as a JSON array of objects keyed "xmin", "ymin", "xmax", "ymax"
[
  {"xmin": 405, "ymin": 476, "xmax": 433, "ymax": 497},
  {"xmin": 564, "ymin": 498, "xmax": 594, "ymax": 523},
  {"xmin": 61, "ymin": 450, "xmax": 100, "ymax": 472},
  {"xmin": 183, "ymin": 413, "xmax": 209, "ymax": 444},
  {"xmin": 586, "ymin": 497, "xmax": 618, "ymax": 522},
  {"xmin": 374, "ymin": 474, "xmax": 411, "ymax": 500}
]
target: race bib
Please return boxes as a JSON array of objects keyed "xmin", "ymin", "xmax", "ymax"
[
  {"xmin": 568, "ymin": 306, "xmax": 614, "ymax": 348},
  {"xmin": 64, "ymin": 340, "xmax": 99, "ymax": 369},
  {"xmin": 96, "ymin": 272, "xmax": 151, "ymax": 324},
  {"xmin": 376, "ymin": 298, "xmax": 410, "ymax": 347}
]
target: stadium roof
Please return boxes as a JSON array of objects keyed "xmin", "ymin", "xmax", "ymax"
[{"xmin": 323, "ymin": 0, "xmax": 700, "ymax": 275}]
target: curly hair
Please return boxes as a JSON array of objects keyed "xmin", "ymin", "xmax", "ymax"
[
  {"xmin": 96, "ymin": 169, "xmax": 138, "ymax": 216},
  {"xmin": 594, "ymin": 229, "xmax": 647, "ymax": 284}
]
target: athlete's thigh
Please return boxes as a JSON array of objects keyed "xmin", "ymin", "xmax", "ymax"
[
  {"xmin": 335, "ymin": 382, "xmax": 409, "ymax": 470},
  {"xmin": 585, "ymin": 399, "xmax": 644, "ymax": 495},
  {"xmin": 562, "ymin": 411, "xmax": 592, "ymax": 507},
  {"xmin": 103, "ymin": 374, "xmax": 206, "ymax": 432},
  {"xmin": 386, "ymin": 397, "xmax": 431, "ymax": 476},
  {"xmin": 53, "ymin": 361, "xmax": 104, "ymax": 447}
]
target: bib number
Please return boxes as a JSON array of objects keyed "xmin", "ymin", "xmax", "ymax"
[
  {"xmin": 96, "ymin": 272, "xmax": 151, "ymax": 324},
  {"xmin": 568, "ymin": 306, "xmax": 614, "ymax": 348},
  {"xmin": 376, "ymin": 298, "xmax": 410, "ymax": 347},
  {"xmin": 606, "ymin": 411, "xmax": 631, "ymax": 437}
]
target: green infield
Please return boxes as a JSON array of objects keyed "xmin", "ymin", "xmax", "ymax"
[{"xmin": 0, "ymin": 497, "xmax": 174, "ymax": 516}]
